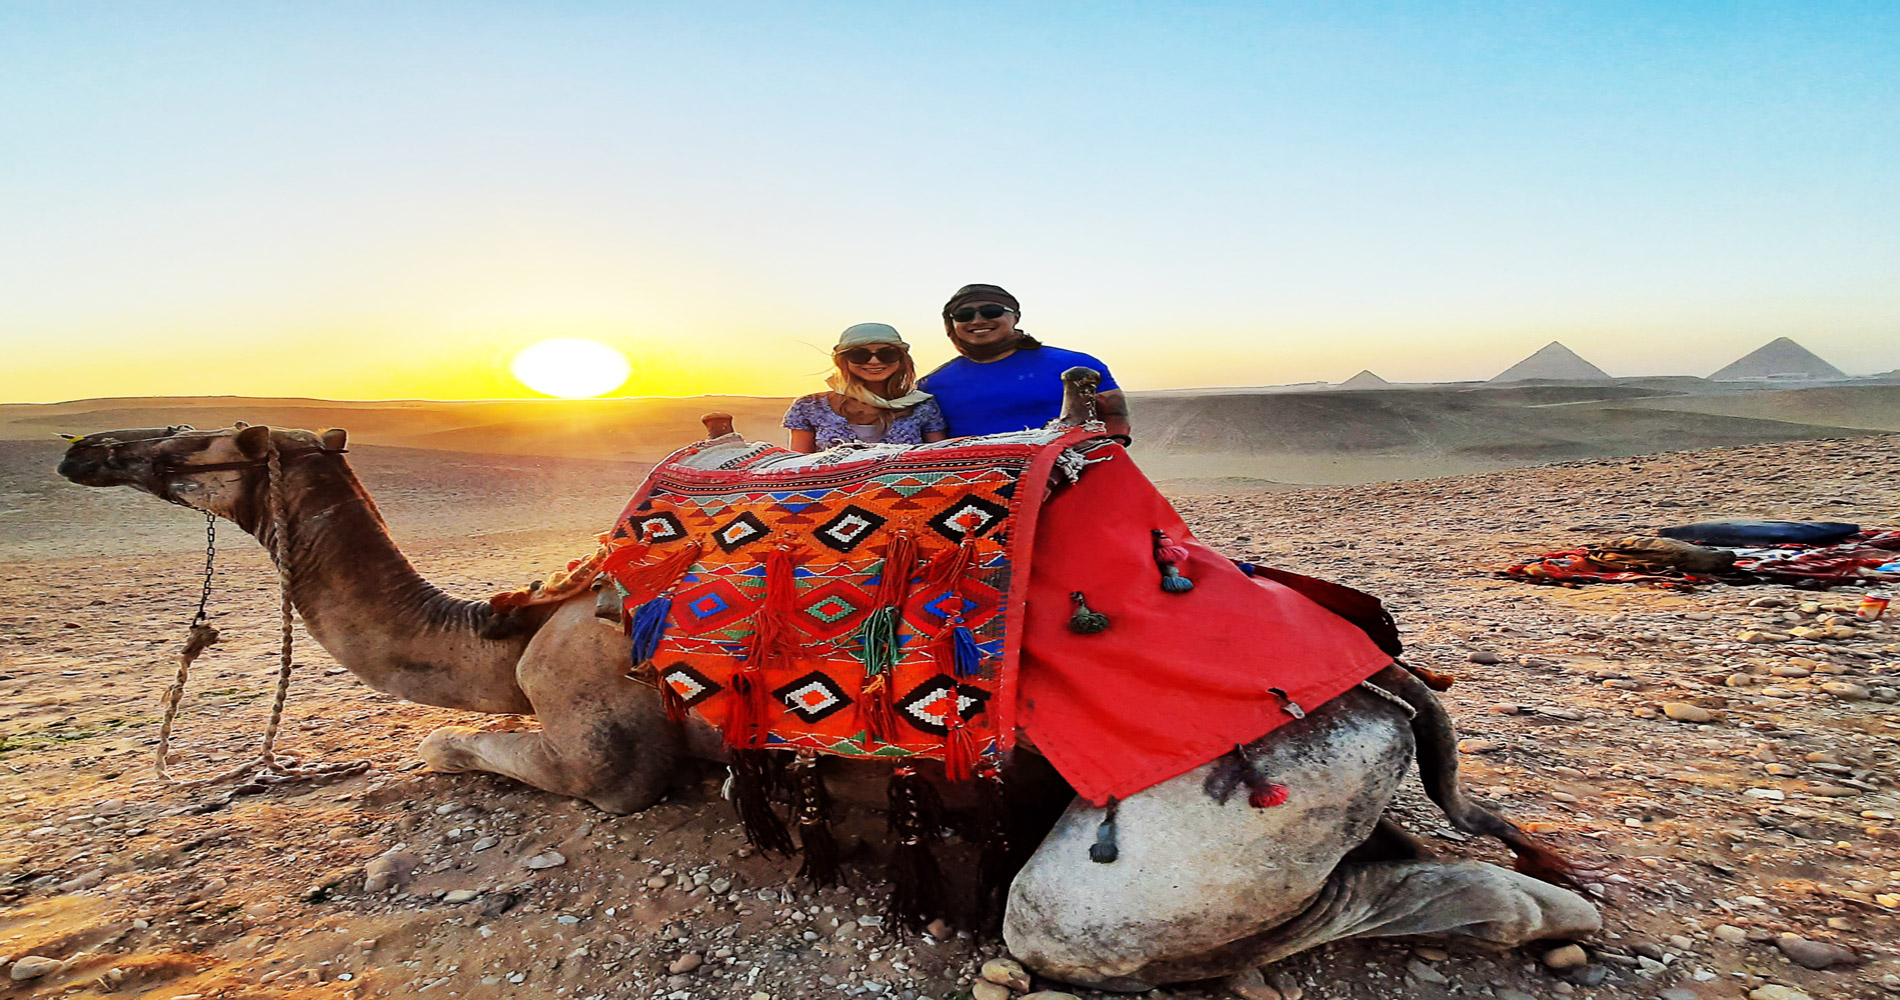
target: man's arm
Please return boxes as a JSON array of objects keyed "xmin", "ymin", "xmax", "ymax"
[{"xmin": 1095, "ymin": 388, "xmax": 1131, "ymax": 440}]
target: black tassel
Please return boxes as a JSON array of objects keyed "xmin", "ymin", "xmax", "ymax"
[
  {"xmin": 1089, "ymin": 797, "xmax": 1120, "ymax": 864},
  {"xmin": 790, "ymin": 753, "xmax": 840, "ymax": 886},
  {"xmin": 973, "ymin": 762, "xmax": 1012, "ymax": 931},
  {"xmin": 885, "ymin": 765, "xmax": 944, "ymax": 934},
  {"xmin": 728, "ymin": 749, "xmax": 794, "ymax": 855}
]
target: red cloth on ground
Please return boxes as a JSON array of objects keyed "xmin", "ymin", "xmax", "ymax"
[{"xmin": 1018, "ymin": 448, "xmax": 1394, "ymax": 805}]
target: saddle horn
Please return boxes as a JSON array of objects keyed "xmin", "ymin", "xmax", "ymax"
[
  {"xmin": 1050, "ymin": 367, "xmax": 1103, "ymax": 429},
  {"xmin": 701, "ymin": 412, "xmax": 736, "ymax": 439}
]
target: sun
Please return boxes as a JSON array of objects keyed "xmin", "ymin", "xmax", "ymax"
[{"xmin": 509, "ymin": 338, "xmax": 632, "ymax": 398}]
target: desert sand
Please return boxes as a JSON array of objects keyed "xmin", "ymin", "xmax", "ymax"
[{"xmin": 1, "ymin": 401, "xmax": 1897, "ymax": 999}]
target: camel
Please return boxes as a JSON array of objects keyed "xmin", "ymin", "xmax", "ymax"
[{"xmin": 57, "ymin": 418, "xmax": 1600, "ymax": 991}]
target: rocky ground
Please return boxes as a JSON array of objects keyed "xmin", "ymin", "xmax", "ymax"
[{"xmin": 1, "ymin": 435, "xmax": 1896, "ymax": 1000}]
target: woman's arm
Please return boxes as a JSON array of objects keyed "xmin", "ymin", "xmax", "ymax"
[
  {"xmin": 788, "ymin": 429, "xmax": 819, "ymax": 453},
  {"xmin": 922, "ymin": 430, "xmax": 948, "ymax": 443}
]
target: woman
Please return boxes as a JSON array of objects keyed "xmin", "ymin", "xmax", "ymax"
[{"xmin": 783, "ymin": 323, "xmax": 948, "ymax": 452}]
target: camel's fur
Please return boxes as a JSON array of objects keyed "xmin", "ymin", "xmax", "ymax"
[{"xmin": 58, "ymin": 424, "xmax": 1598, "ymax": 990}]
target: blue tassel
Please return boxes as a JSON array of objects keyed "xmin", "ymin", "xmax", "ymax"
[
  {"xmin": 951, "ymin": 625, "xmax": 981, "ymax": 677},
  {"xmin": 1159, "ymin": 566, "xmax": 1195, "ymax": 593},
  {"xmin": 629, "ymin": 596, "xmax": 673, "ymax": 663}
]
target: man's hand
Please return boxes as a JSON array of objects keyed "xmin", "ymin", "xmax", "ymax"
[{"xmin": 1096, "ymin": 389, "xmax": 1131, "ymax": 440}]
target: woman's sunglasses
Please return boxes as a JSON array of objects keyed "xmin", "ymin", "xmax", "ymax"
[
  {"xmin": 947, "ymin": 304, "xmax": 1014, "ymax": 323},
  {"xmin": 839, "ymin": 347, "xmax": 905, "ymax": 364}
]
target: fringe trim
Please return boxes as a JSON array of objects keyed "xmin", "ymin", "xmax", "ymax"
[
  {"xmin": 727, "ymin": 749, "xmax": 793, "ymax": 855},
  {"xmin": 790, "ymin": 753, "xmax": 840, "ymax": 886},
  {"xmin": 885, "ymin": 766, "xmax": 944, "ymax": 934}
]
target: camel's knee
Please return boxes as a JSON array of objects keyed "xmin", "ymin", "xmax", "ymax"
[{"xmin": 418, "ymin": 726, "xmax": 486, "ymax": 772}]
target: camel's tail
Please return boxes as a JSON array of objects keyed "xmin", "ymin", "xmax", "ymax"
[{"xmin": 1369, "ymin": 664, "xmax": 1602, "ymax": 896}]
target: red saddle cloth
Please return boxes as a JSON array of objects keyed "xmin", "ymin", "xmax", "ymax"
[
  {"xmin": 606, "ymin": 430, "xmax": 1393, "ymax": 805},
  {"xmin": 1018, "ymin": 447, "xmax": 1393, "ymax": 804}
]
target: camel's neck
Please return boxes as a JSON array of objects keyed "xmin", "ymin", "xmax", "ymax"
[{"xmin": 239, "ymin": 456, "xmax": 534, "ymax": 715}]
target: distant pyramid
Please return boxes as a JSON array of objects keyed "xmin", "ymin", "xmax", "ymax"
[
  {"xmin": 1710, "ymin": 337, "xmax": 1846, "ymax": 380},
  {"xmin": 1489, "ymin": 341, "xmax": 1612, "ymax": 382},
  {"xmin": 1337, "ymin": 370, "xmax": 1392, "ymax": 390}
]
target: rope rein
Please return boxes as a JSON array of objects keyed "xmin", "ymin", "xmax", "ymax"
[{"xmin": 154, "ymin": 437, "xmax": 369, "ymax": 789}]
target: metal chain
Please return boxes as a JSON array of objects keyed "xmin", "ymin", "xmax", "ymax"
[{"xmin": 193, "ymin": 511, "xmax": 216, "ymax": 626}]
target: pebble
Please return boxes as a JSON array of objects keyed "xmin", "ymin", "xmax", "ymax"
[
  {"xmin": 1406, "ymin": 958, "xmax": 1448, "ymax": 984},
  {"xmin": 1774, "ymin": 934, "xmax": 1859, "ymax": 969},
  {"xmin": 521, "ymin": 851, "xmax": 567, "ymax": 870},
  {"xmin": 1713, "ymin": 924, "xmax": 1748, "ymax": 944},
  {"xmin": 1412, "ymin": 946, "xmax": 1448, "ymax": 961},
  {"xmin": 971, "ymin": 981, "xmax": 1012, "ymax": 1000},
  {"xmin": 1490, "ymin": 703, "xmax": 1521, "ymax": 714},
  {"xmin": 1820, "ymin": 682, "xmax": 1870, "ymax": 700},
  {"xmin": 469, "ymin": 835, "xmax": 498, "ymax": 852},
  {"xmin": 1659, "ymin": 991, "xmax": 1699, "ymax": 1000},
  {"xmin": 709, "ymin": 877, "xmax": 732, "ymax": 894},
  {"xmin": 981, "ymin": 957, "xmax": 1031, "ymax": 992},
  {"xmin": 667, "ymin": 952, "xmax": 702, "ymax": 975},
  {"xmin": 1457, "ymin": 739, "xmax": 1500, "ymax": 754},
  {"xmin": 8, "ymin": 956, "xmax": 62, "ymax": 981},
  {"xmin": 1748, "ymin": 987, "xmax": 1813, "ymax": 1000},
  {"xmin": 1468, "ymin": 651, "xmax": 1504, "ymax": 664},
  {"xmin": 1563, "ymin": 965, "xmax": 1607, "ymax": 987},
  {"xmin": 1743, "ymin": 788, "xmax": 1785, "ymax": 800},
  {"xmin": 1542, "ymin": 944, "xmax": 1588, "ymax": 970},
  {"xmin": 1022, "ymin": 993, "xmax": 1081, "ymax": 1000},
  {"xmin": 1661, "ymin": 703, "xmax": 1713, "ymax": 723},
  {"xmin": 443, "ymin": 889, "xmax": 479, "ymax": 903},
  {"xmin": 925, "ymin": 918, "xmax": 953, "ymax": 939},
  {"xmin": 363, "ymin": 852, "xmax": 419, "ymax": 892},
  {"xmin": 1222, "ymin": 967, "xmax": 1282, "ymax": 1000},
  {"xmin": 646, "ymin": 876, "xmax": 670, "ymax": 889},
  {"xmin": 1806, "ymin": 784, "xmax": 1858, "ymax": 797}
]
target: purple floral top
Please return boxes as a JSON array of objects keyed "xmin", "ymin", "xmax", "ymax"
[{"xmin": 782, "ymin": 393, "xmax": 947, "ymax": 449}]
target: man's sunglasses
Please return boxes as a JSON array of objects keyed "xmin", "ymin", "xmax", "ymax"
[
  {"xmin": 947, "ymin": 304, "xmax": 1014, "ymax": 323},
  {"xmin": 839, "ymin": 347, "xmax": 905, "ymax": 364}
]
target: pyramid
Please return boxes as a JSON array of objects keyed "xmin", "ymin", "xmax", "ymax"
[
  {"xmin": 1489, "ymin": 342, "xmax": 1612, "ymax": 382},
  {"xmin": 1710, "ymin": 337, "xmax": 1846, "ymax": 380},
  {"xmin": 1337, "ymin": 370, "xmax": 1392, "ymax": 390}
]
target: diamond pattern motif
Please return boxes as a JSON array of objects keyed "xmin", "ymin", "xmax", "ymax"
[
  {"xmin": 713, "ymin": 511, "xmax": 770, "ymax": 552},
  {"xmin": 659, "ymin": 663, "xmax": 722, "ymax": 709},
  {"xmin": 773, "ymin": 671, "xmax": 853, "ymax": 723},
  {"xmin": 894, "ymin": 676, "xmax": 991, "ymax": 736},
  {"xmin": 813, "ymin": 504, "xmax": 887, "ymax": 553},
  {"xmin": 670, "ymin": 577, "xmax": 754, "ymax": 635},
  {"xmin": 926, "ymin": 493, "xmax": 1009, "ymax": 543},
  {"xmin": 793, "ymin": 580, "xmax": 876, "ymax": 641}
]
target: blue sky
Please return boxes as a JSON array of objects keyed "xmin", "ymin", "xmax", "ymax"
[{"xmin": 2, "ymin": 2, "xmax": 1896, "ymax": 400}]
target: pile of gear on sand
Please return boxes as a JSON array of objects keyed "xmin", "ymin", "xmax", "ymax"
[{"xmin": 1503, "ymin": 519, "xmax": 1900, "ymax": 593}]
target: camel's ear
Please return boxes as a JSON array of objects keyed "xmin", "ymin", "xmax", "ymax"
[
  {"xmin": 235, "ymin": 424, "xmax": 272, "ymax": 459},
  {"xmin": 319, "ymin": 428, "xmax": 348, "ymax": 452}
]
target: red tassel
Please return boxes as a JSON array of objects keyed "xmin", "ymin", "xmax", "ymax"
[
  {"xmin": 604, "ymin": 537, "xmax": 704, "ymax": 606},
  {"xmin": 942, "ymin": 719, "xmax": 977, "ymax": 783},
  {"xmin": 860, "ymin": 673, "xmax": 898, "ymax": 746},
  {"xmin": 724, "ymin": 671, "xmax": 760, "ymax": 749},
  {"xmin": 748, "ymin": 544, "xmax": 803, "ymax": 669},
  {"xmin": 657, "ymin": 670, "xmax": 688, "ymax": 724},
  {"xmin": 1249, "ymin": 782, "xmax": 1289, "ymax": 809},
  {"xmin": 874, "ymin": 531, "xmax": 919, "ymax": 606}
]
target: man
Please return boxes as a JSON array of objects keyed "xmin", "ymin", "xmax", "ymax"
[{"xmin": 918, "ymin": 284, "xmax": 1131, "ymax": 440}]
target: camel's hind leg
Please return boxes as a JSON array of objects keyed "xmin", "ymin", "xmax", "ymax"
[
  {"xmin": 419, "ymin": 601, "xmax": 685, "ymax": 814},
  {"xmin": 1241, "ymin": 859, "xmax": 1601, "ymax": 967}
]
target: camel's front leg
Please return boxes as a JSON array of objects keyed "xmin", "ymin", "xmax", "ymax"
[{"xmin": 419, "ymin": 601, "xmax": 685, "ymax": 814}]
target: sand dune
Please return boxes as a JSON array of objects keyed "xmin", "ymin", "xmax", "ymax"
[{"xmin": 9, "ymin": 383, "xmax": 1893, "ymax": 487}]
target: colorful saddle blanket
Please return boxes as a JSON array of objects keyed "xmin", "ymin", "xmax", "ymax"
[{"xmin": 600, "ymin": 428, "xmax": 1397, "ymax": 804}]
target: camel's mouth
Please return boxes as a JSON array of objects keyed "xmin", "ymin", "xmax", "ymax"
[
  {"xmin": 58, "ymin": 448, "xmax": 144, "ymax": 489},
  {"xmin": 55, "ymin": 426, "xmax": 201, "ymax": 491}
]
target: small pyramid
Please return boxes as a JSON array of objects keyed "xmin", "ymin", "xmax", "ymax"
[
  {"xmin": 1489, "ymin": 341, "xmax": 1612, "ymax": 382},
  {"xmin": 1710, "ymin": 337, "xmax": 1846, "ymax": 380},
  {"xmin": 1337, "ymin": 370, "xmax": 1392, "ymax": 390}
]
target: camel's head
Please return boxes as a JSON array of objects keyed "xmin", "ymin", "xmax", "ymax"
[{"xmin": 58, "ymin": 423, "xmax": 349, "ymax": 522}]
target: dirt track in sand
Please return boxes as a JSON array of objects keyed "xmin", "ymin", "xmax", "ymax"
[{"xmin": 1, "ymin": 435, "xmax": 1897, "ymax": 999}]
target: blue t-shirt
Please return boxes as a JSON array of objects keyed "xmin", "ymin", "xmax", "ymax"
[{"xmin": 918, "ymin": 345, "xmax": 1120, "ymax": 438}]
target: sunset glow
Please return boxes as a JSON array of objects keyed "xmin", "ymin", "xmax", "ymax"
[{"xmin": 509, "ymin": 339, "xmax": 632, "ymax": 398}]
